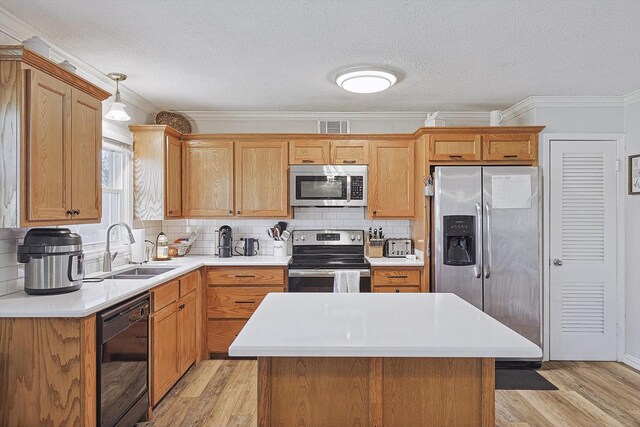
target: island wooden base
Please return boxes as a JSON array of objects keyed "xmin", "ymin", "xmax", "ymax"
[{"xmin": 258, "ymin": 356, "xmax": 495, "ymax": 427}]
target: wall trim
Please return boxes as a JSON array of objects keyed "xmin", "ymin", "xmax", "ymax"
[
  {"xmin": 0, "ymin": 6, "xmax": 158, "ymax": 115},
  {"xmin": 623, "ymin": 89, "xmax": 640, "ymax": 106},
  {"xmin": 179, "ymin": 110, "xmax": 490, "ymax": 125},
  {"xmin": 623, "ymin": 354, "xmax": 640, "ymax": 371}
]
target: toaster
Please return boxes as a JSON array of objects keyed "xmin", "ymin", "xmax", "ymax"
[{"xmin": 383, "ymin": 238, "xmax": 414, "ymax": 258}]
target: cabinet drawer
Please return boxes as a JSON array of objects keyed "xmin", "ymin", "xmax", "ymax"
[
  {"xmin": 289, "ymin": 140, "xmax": 330, "ymax": 164},
  {"xmin": 179, "ymin": 270, "xmax": 200, "ymax": 297},
  {"xmin": 429, "ymin": 134, "xmax": 482, "ymax": 161},
  {"xmin": 373, "ymin": 269, "xmax": 421, "ymax": 286},
  {"xmin": 151, "ymin": 280, "xmax": 180, "ymax": 313},
  {"xmin": 374, "ymin": 285, "xmax": 420, "ymax": 293},
  {"xmin": 482, "ymin": 133, "xmax": 537, "ymax": 161},
  {"xmin": 207, "ymin": 286, "xmax": 283, "ymax": 319},
  {"xmin": 331, "ymin": 141, "xmax": 369, "ymax": 164},
  {"xmin": 207, "ymin": 267, "xmax": 285, "ymax": 285},
  {"xmin": 207, "ymin": 319, "xmax": 247, "ymax": 353}
]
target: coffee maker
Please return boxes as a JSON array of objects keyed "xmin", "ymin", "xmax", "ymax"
[{"xmin": 216, "ymin": 225, "xmax": 233, "ymax": 258}]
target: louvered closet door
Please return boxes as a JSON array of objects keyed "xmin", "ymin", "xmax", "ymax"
[{"xmin": 549, "ymin": 140, "xmax": 617, "ymax": 360}]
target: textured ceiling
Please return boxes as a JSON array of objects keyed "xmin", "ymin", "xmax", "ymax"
[{"xmin": 2, "ymin": 0, "xmax": 640, "ymax": 111}]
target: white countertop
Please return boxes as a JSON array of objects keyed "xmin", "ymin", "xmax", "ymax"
[
  {"xmin": 366, "ymin": 256, "xmax": 424, "ymax": 267},
  {"xmin": 229, "ymin": 293, "xmax": 541, "ymax": 358},
  {"xmin": 0, "ymin": 255, "xmax": 290, "ymax": 318}
]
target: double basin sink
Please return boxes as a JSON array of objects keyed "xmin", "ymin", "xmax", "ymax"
[{"xmin": 101, "ymin": 266, "xmax": 177, "ymax": 280}]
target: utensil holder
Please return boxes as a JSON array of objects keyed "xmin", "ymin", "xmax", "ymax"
[
  {"xmin": 365, "ymin": 238, "xmax": 384, "ymax": 258},
  {"xmin": 273, "ymin": 241, "xmax": 287, "ymax": 257}
]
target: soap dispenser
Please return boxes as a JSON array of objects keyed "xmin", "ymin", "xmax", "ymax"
[{"xmin": 154, "ymin": 232, "xmax": 171, "ymax": 260}]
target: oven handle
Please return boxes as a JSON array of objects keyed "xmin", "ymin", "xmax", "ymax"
[{"xmin": 288, "ymin": 269, "xmax": 371, "ymax": 278}]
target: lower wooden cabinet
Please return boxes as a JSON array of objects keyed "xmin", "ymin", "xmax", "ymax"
[
  {"xmin": 372, "ymin": 267, "xmax": 423, "ymax": 293},
  {"xmin": 206, "ymin": 267, "xmax": 285, "ymax": 353},
  {"xmin": 150, "ymin": 270, "xmax": 201, "ymax": 406}
]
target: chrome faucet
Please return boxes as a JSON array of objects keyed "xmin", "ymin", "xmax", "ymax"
[{"xmin": 103, "ymin": 222, "xmax": 136, "ymax": 272}]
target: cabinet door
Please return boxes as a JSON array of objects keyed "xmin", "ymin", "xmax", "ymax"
[
  {"xmin": 178, "ymin": 292, "xmax": 198, "ymax": 375},
  {"xmin": 151, "ymin": 303, "xmax": 180, "ymax": 406},
  {"xmin": 235, "ymin": 141, "xmax": 288, "ymax": 217},
  {"xmin": 71, "ymin": 89, "xmax": 102, "ymax": 221},
  {"xmin": 482, "ymin": 133, "xmax": 537, "ymax": 161},
  {"xmin": 25, "ymin": 68, "xmax": 73, "ymax": 223},
  {"xmin": 331, "ymin": 141, "xmax": 369, "ymax": 164},
  {"xmin": 183, "ymin": 140, "xmax": 234, "ymax": 217},
  {"xmin": 289, "ymin": 140, "xmax": 329, "ymax": 164},
  {"xmin": 429, "ymin": 133, "xmax": 482, "ymax": 161},
  {"xmin": 369, "ymin": 140, "xmax": 415, "ymax": 218},
  {"xmin": 165, "ymin": 134, "xmax": 182, "ymax": 217}
]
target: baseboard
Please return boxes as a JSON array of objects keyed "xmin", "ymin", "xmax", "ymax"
[{"xmin": 623, "ymin": 354, "xmax": 640, "ymax": 371}]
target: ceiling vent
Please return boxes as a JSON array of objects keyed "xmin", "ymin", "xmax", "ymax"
[{"xmin": 317, "ymin": 120, "xmax": 350, "ymax": 134}]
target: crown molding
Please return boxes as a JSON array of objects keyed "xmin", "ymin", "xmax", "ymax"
[
  {"xmin": 179, "ymin": 110, "xmax": 490, "ymax": 125},
  {"xmin": 0, "ymin": 6, "xmax": 158, "ymax": 114},
  {"xmin": 623, "ymin": 89, "xmax": 640, "ymax": 106}
]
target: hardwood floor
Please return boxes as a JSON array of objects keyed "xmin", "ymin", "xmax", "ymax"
[{"xmin": 138, "ymin": 360, "xmax": 640, "ymax": 427}]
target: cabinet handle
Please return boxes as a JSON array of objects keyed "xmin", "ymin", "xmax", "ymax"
[
  {"xmin": 235, "ymin": 275, "xmax": 256, "ymax": 278},
  {"xmin": 235, "ymin": 300, "xmax": 256, "ymax": 304},
  {"xmin": 301, "ymin": 159, "xmax": 315, "ymax": 163},
  {"xmin": 168, "ymin": 210, "xmax": 173, "ymax": 214},
  {"xmin": 237, "ymin": 210, "xmax": 241, "ymax": 215},
  {"xmin": 395, "ymin": 289, "xmax": 400, "ymax": 293},
  {"xmin": 343, "ymin": 160, "xmax": 356, "ymax": 164},
  {"xmin": 72, "ymin": 209, "xmax": 80, "ymax": 216},
  {"xmin": 448, "ymin": 155, "xmax": 463, "ymax": 159},
  {"xmin": 373, "ymin": 210, "xmax": 377, "ymax": 215},
  {"xmin": 66, "ymin": 210, "xmax": 74, "ymax": 216},
  {"xmin": 503, "ymin": 155, "xmax": 518, "ymax": 158},
  {"xmin": 386, "ymin": 275, "xmax": 408, "ymax": 279},
  {"xmin": 229, "ymin": 210, "xmax": 233, "ymax": 214}
]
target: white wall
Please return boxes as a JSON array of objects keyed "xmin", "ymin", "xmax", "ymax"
[{"xmin": 624, "ymin": 100, "xmax": 640, "ymax": 366}]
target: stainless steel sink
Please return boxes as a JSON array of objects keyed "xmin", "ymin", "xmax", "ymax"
[{"xmin": 102, "ymin": 266, "xmax": 177, "ymax": 280}]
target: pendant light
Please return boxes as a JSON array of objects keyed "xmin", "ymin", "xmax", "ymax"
[{"xmin": 105, "ymin": 72, "xmax": 131, "ymax": 121}]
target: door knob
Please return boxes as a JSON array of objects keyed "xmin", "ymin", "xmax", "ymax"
[{"xmin": 553, "ymin": 259, "xmax": 563, "ymax": 266}]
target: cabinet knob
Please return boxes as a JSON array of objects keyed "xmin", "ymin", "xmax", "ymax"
[
  {"xmin": 73, "ymin": 209, "xmax": 80, "ymax": 216},
  {"xmin": 168, "ymin": 210, "xmax": 173, "ymax": 214},
  {"xmin": 373, "ymin": 210, "xmax": 377, "ymax": 215},
  {"xmin": 229, "ymin": 210, "xmax": 232, "ymax": 214},
  {"xmin": 237, "ymin": 210, "xmax": 241, "ymax": 215},
  {"xmin": 66, "ymin": 210, "xmax": 74, "ymax": 216},
  {"xmin": 395, "ymin": 289, "xmax": 400, "ymax": 293}
]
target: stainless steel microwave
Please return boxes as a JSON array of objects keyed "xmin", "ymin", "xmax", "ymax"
[{"xmin": 290, "ymin": 165, "xmax": 367, "ymax": 207}]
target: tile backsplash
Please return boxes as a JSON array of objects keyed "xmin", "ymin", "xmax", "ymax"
[
  {"xmin": 161, "ymin": 207, "xmax": 411, "ymax": 256},
  {"xmin": 0, "ymin": 209, "xmax": 411, "ymax": 296}
]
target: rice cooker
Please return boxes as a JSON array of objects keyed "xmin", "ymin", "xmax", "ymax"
[{"xmin": 17, "ymin": 228, "xmax": 84, "ymax": 295}]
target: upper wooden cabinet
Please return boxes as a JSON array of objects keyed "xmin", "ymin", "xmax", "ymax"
[
  {"xmin": 0, "ymin": 46, "xmax": 110, "ymax": 227},
  {"xmin": 429, "ymin": 133, "xmax": 482, "ymax": 161},
  {"xmin": 182, "ymin": 140, "xmax": 234, "ymax": 217},
  {"xmin": 482, "ymin": 133, "xmax": 537, "ymax": 161},
  {"xmin": 289, "ymin": 140, "xmax": 330, "ymax": 164},
  {"xmin": 369, "ymin": 140, "xmax": 415, "ymax": 218},
  {"xmin": 289, "ymin": 140, "xmax": 369, "ymax": 165},
  {"xmin": 130, "ymin": 125, "xmax": 183, "ymax": 220},
  {"xmin": 235, "ymin": 141, "xmax": 289, "ymax": 217}
]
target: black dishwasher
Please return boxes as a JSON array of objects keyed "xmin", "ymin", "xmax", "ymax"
[{"xmin": 97, "ymin": 292, "xmax": 150, "ymax": 427}]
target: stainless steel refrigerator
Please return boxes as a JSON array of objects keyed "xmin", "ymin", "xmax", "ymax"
[{"xmin": 434, "ymin": 166, "xmax": 542, "ymax": 357}]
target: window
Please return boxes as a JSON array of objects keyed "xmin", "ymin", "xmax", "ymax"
[{"xmin": 72, "ymin": 139, "xmax": 132, "ymax": 249}]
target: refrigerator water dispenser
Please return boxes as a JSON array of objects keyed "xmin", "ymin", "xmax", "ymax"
[{"xmin": 443, "ymin": 215, "xmax": 475, "ymax": 266}]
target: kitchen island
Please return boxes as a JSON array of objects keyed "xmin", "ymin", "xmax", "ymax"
[{"xmin": 229, "ymin": 293, "xmax": 541, "ymax": 427}]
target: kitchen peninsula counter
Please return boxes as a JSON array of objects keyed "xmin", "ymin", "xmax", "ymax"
[{"xmin": 229, "ymin": 293, "xmax": 541, "ymax": 426}]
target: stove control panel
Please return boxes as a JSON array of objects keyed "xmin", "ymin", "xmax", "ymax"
[{"xmin": 292, "ymin": 230, "xmax": 365, "ymax": 246}]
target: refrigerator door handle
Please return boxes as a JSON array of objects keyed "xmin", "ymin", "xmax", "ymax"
[
  {"xmin": 484, "ymin": 202, "xmax": 492, "ymax": 279},
  {"xmin": 474, "ymin": 202, "xmax": 482, "ymax": 279}
]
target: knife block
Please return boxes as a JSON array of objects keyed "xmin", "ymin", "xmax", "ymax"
[{"xmin": 365, "ymin": 238, "xmax": 384, "ymax": 258}]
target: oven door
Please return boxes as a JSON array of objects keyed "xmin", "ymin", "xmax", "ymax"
[{"xmin": 288, "ymin": 269, "xmax": 371, "ymax": 292}]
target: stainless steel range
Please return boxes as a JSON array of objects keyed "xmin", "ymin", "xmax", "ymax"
[{"xmin": 288, "ymin": 230, "xmax": 371, "ymax": 292}]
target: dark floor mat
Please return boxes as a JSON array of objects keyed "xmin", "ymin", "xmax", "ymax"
[{"xmin": 495, "ymin": 368, "xmax": 558, "ymax": 390}]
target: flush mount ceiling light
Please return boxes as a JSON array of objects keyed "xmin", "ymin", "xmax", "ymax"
[
  {"xmin": 105, "ymin": 72, "xmax": 131, "ymax": 121},
  {"xmin": 335, "ymin": 67, "xmax": 397, "ymax": 94}
]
